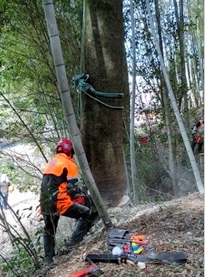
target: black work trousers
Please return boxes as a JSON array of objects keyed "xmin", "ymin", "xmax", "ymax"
[{"xmin": 43, "ymin": 203, "xmax": 91, "ymax": 263}]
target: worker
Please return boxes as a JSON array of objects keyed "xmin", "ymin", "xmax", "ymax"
[
  {"xmin": 191, "ymin": 114, "xmax": 204, "ymax": 153},
  {"xmin": 40, "ymin": 138, "xmax": 94, "ymax": 265},
  {"xmin": 0, "ymin": 173, "xmax": 10, "ymax": 210}
]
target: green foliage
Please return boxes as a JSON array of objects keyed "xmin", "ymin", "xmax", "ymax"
[
  {"xmin": 0, "ymin": 147, "xmax": 42, "ymax": 193},
  {"xmin": 1, "ymin": 247, "xmax": 36, "ymax": 277},
  {"xmin": 0, "ymin": 0, "xmax": 84, "ymax": 195},
  {"xmin": 0, "ymin": 0, "xmax": 82, "ymax": 148},
  {"xmin": 0, "ymin": 203, "xmax": 43, "ymax": 276}
]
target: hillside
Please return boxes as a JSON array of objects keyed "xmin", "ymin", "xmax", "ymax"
[{"xmin": 34, "ymin": 192, "xmax": 204, "ymax": 277}]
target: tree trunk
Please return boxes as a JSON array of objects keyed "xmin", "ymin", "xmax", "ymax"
[
  {"xmin": 82, "ymin": 0, "xmax": 129, "ymax": 206},
  {"xmin": 42, "ymin": 0, "xmax": 113, "ymax": 227},
  {"xmin": 188, "ymin": 56, "xmax": 199, "ymax": 107},
  {"xmin": 186, "ymin": 0, "xmax": 204, "ymax": 104},
  {"xmin": 196, "ymin": 16, "xmax": 204, "ymax": 92},
  {"xmin": 154, "ymin": 0, "xmax": 177, "ymax": 194},
  {"xmin": 129, "ymin": 0, "xmax": 138, "ymax": 203},
  {"xmin": 174, "ymin": 0, "xmax": 190, "ymax": 130}
]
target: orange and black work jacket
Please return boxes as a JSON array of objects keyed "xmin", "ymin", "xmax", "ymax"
[
  {"xmin": 192, "ymin": 120, "xmax": 204, "ymax": 143},
  {"xmin": 40, "ymin": 153, "xmax": 78, "ymax": 215}
]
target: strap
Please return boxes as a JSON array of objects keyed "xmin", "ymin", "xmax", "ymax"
[
  {"xmin": 85, "ymin": 251, "xmax": 187, "ymax": 265},
  {"xmin": 72, "ymin": 74, "xmax": 124, "ymax": 117}
]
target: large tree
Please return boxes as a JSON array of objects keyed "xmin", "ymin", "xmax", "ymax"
[{"xmin": 79, "ymin": 0, "xmax": 130, "ymax": 206}]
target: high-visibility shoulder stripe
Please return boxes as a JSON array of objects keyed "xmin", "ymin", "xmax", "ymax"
[{"xmin": 44, "ymin": 153, "xmax": 78, "ymax": 178}]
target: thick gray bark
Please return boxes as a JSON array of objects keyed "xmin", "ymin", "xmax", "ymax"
[{"xmin": 82, "ymin": 0, "xmax": 129, "ymax": 206}]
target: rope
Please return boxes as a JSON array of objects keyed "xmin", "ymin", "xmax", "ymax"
[
  {"xmin": 72, "ymin": 74, "xmax": 124, "ymax": 112},
  {"xmin": 76, "ymin": 2, "xmax": 124, "ymax": 117}
]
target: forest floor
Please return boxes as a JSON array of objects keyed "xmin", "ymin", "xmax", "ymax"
[{"xmin": 32, "ymin": 192, "xmax": 204, "ymax": 277}]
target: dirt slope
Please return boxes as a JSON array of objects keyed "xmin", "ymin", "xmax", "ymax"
[{"xmin": 34, "ymin": 192, "xmax": 204, "ymax": 277}]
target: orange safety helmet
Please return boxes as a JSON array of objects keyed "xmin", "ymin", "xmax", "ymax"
[{"xmin": 55, "ymin": 138, "xmax": 73, "ymax": 155}]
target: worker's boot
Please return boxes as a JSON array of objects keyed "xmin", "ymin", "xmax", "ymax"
[
  {"xmin": 69, "ymin": 217, "xmax": 93, "ymax": 246},
  {"xmin": 43, "ymin": 233, "xmax": 55, "ymax": 265}
]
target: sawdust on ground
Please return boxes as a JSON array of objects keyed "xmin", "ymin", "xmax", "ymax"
[{"xmin": 34, "ymin": 192, "xmax": 204, "ymax": 277}]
